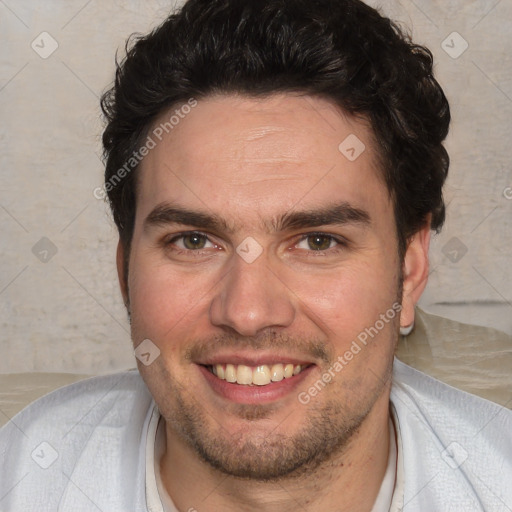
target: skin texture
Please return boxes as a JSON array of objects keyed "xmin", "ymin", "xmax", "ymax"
[{"xmin": 117, "ymin": 93, "xmax": 430, "ymax": 511}]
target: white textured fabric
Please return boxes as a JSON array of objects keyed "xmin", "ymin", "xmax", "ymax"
[{"xmin": 0, "ymin": 360, "xmax": 511, "ymax": 511}]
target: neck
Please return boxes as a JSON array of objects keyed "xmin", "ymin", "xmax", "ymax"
[{"xmin": 159, "ymin": 392, "xmax": 392, "ymax": 512}]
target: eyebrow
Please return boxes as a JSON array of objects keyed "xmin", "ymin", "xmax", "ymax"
[
  {"xmin": 276, "ymin": 203, "xmax": 370, "ymax": 231},
  {"xmin": 144, "ymin": 201, "xmax": 371, "ymax": 234}
]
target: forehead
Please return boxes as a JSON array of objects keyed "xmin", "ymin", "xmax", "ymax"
[{"xmin": 135, "ymin": 94, "xmax": 389, "ymax": 226}]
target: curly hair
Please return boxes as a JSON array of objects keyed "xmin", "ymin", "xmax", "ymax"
[{"xmin": 101, "ymin": 0, "xmax": 450, "ymax": 264}]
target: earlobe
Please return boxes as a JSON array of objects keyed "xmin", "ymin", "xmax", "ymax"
[
  {"xmin": 400, "ymin": 222, "xmax": 431, "ymax": 330},
  {"xmin": 116, "ymin": 240, "xmax": 129, "ymax": 307}
]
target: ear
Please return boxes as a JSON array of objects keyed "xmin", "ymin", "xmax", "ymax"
[
  {"xmin": 400, "ymin": 221, "xmax": 431, "ymax": 329},
  {"xmin": 116, "ymin": 240, "xmax": 129, "ymax": 307}
]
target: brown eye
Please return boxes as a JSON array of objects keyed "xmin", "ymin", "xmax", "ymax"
[
  {"xmin": 305, "ymin": 235, "xmax": 335, "ymax": 251},
  {"xmin": 181, "ymin": 233, "xmax": 208, "ymax": 250},
  {"xmin": 168, "ymin": 232, "xmax": 214, "ymax": 250}
]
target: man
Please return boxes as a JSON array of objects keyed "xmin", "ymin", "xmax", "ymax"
[{"xmin": 1, "ymin": 0, "xmax": 511, "ymax": 510}]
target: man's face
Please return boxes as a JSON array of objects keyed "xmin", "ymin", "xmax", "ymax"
[{"xmin": 124, "ymin": 94, "xmax": 404, "ymax": 479}]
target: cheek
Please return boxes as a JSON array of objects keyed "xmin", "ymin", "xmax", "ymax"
[
  {"xmin": 127, "ymin": 253, "xmax": 208, "ymax": 346},
  {"xmin": 296, "ymin": 266, "xmax": 400, "ymax": 395},
  {"xmin": 288, "ymin": 259, "xmax": 399, "ymax": 334}
]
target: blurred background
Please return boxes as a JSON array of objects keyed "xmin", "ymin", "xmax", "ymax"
[{"xmin": 1, "ymin": 0, "xmax": 511, "ymax": 374}]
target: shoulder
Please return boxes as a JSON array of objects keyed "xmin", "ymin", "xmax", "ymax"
[
  {"xmin": 392, "ymin": 357, "xmax": 512, "ymax": 434},
  {"xmin": 0, "ymin": 370, "xmax": 153, "ymax": 511},
  {"xmin": 391, "ymin": 358, "xmax": 512, "ymax": 511},
  {"xmin": 0, "ymin": 369, "xmax": 150, "ymax": 433}
]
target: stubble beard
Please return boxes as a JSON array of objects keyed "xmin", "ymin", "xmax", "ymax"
[{"xmin": 153, "ymin": 358, "xmax": 391, "ymax": 481}]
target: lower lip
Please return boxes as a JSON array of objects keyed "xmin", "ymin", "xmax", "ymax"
[{"xmin": 198, "ymin": 364, "xmax": 315, "ymax": 404}]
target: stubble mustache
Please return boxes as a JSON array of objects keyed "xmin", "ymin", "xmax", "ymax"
[{"xmin": 184, "ymin": 330, "xmax": 332, "ymax": 366}]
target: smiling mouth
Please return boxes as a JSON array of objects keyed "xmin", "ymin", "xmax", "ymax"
[{"xmin": 206, "ymin": 363, "xmax": 310, "ymax": 386}]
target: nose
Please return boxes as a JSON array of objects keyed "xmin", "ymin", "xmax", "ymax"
[{"xmin": 209, "ymin": 251, "xmax": 296, "ymax": 337}]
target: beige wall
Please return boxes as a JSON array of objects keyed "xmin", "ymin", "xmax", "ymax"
[{"xmin": 1, "ymin": 0, "xmax": 511, "ymax": 373}]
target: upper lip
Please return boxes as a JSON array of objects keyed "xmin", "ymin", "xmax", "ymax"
[{"xmin": 195, "ymin": 351, "xmax": 316, "ymax": 367}]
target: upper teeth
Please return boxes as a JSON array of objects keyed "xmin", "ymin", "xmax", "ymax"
[{"xmin": 211, "ymin": 363, "xmax": 303, "ymax": 386}]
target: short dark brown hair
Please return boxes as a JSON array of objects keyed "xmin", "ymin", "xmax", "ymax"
[{"xmin": 101, "ymin": 0, "xmax": 450, "ymax": 264}]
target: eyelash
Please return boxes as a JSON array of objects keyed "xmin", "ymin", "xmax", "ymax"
[
  {"xmin": 164, "ymin": 231, "xmax": 348, "ymax": 256},
  {"xmin": 165, "ymin": 231, "xmax": 219, "ymax": 256},
  {"xmin": 295, "ymin": 232, "xmax": 348, "ymax": 255}
]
